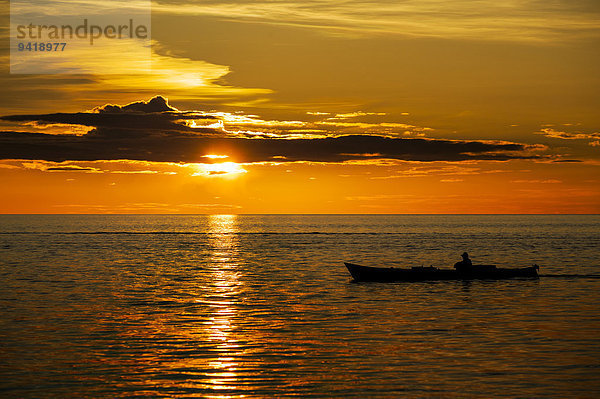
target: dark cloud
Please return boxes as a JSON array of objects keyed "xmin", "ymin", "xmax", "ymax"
[
  {"xmin": 46, "ymin": 166, "xmax": 98, "ymax": 171},
  {"xmin": 95, "ymin": 96, "xmax": 177, "ymax": 113},
  {"xmin": 0, "ymin": 97, "xmax": 543, "ymax": 164},
  {"xmin": 2, "ymin": 96, "xmax": 216, "ymax": 134},
  {"xmin": 0, "ymin": 130, "xmax": 541, "ymax": 163}
]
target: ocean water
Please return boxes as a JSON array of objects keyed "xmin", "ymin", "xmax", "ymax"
[{"xmin": 0, "ymin": 214, "xmax": 599, "ymax": 398}]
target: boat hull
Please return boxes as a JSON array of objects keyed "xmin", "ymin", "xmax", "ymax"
[{"xmin": 345, "ymin": 262, "xmax": 539, "ymax": 282}]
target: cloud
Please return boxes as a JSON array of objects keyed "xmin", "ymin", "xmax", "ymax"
[
  {"xmin": 20, "ymin": 161, "xmax": 101, "ymax": 173},
  {"xmin": 0, "ymin": 42, "xmax": 272, "ymax": 115},
  {"xmin": 152, "ymin": 0, "xmax": 600, "ymax": 43},
  {"xmin": 440, "ymin": 179, "xmax": 464, "ymax": 183},
  {"xmin": 344, "ymin": 194, "xmax": 419, "ymax": 201},
  {"xmin": 2, "ymin": 96, "xmax": 217, "ymax": 135},
  {"xmin": 46, "ymin": 166, "xmax": 100, "ymax": 172},
  {"xmin": 536, "ymin": 128, "xmax": 600, "ymax": 150},
  {"xmin": 552, "ymin": 159, "xmax": 583, "ymax": 163},
  {"xmin": 510, "ymin": 179, "xmax": 562, "ymax": 184},
  {"xmin": 94, "ymin": 96, "xmax": 178, "ymax": 113},
  {"xmin": 330, "ymin": 112, "xmax": 387, "ymax": 119},
  {"xmin": 370, "ymin": 165, "xmax": 482, "ymax": 179},
  {"xmin": 0, "ymin": 96, "xmax": 545, "ymax": 164},
  {"xmin": 537, "ymin": 128, "xmax": 600, "ymax": 141},
  {"xmin": 0, "ymin": 159, "xmax": 203, "ymax": 175}
]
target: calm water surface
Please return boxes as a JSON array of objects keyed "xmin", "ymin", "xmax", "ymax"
[{"xmin": 1, "ymin": 215, "xmax": 599, "ymax": 397}]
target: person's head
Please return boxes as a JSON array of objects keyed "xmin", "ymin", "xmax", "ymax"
[{"xmin": 461, "ymin": 252, "xmax": 469, "ymax": 259}]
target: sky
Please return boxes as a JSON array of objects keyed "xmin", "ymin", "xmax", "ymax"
[{"xmin": 1, "ymin": 0, "xmax": 599, "ymax": 214}]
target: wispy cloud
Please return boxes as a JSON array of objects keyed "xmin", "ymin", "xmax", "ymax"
[
  {"xmin": 153, "ymin": 0, "xmax": 600, "ymax": 43},
  {"xmin": 536, "ymin": 127, "xmax": 600, "ymax": 148},
  {"xmin": 370, "ymin": 164, "xmax": 482, "ymax": 179},
  {"xmin": 329, "ymin": 112, "xmax": 387, "ymax": 119},
  {"xmin": 0, "ymin": 40, "xmax": 271, "ymax": 114},
  {"xmin": 4, "ymin": 159, "xmax": 191, "ymax": 175},
  {"xmin": 537, "ymin": 127, "xmax": 600, "ymax": 141},
  {"xmin": 440, "ymin": 178, "xmax": 464, "ymax": 183},
  {"xmin": 510, "ymin": 179, "xmax": 562, "ymax": 184}
]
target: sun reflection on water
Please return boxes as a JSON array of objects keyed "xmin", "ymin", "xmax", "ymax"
[{"xmin": 203, "ymin": 215, "xmax": 242, "ymax": 394}]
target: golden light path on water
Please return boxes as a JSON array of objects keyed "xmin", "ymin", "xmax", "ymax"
[
  {"xmin": 101, "ymin": 214, "xmax": 255, "ymax": 397},
  {"xmin": 203, "ymin": 214, "xmax": 243, "ymax": 397}
]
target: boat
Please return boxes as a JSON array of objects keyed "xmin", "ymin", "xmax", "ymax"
[{"xmin": 345, "ymin": 262, "xmax": 539, "ymax": 282}]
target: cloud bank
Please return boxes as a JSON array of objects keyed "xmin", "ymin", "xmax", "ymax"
[{"xmin": 1, "ymin": 96, "xmax": 542, "ymax": 164}]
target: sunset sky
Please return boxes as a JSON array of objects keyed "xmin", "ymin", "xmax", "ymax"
[{"xmin": 1, "ymin": 0, "xmax": 599, "ymax": 213}]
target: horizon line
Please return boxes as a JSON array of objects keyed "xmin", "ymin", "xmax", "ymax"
[{"xmin": 1, "ymin": 213, "xmax": 599, "ymax": 216}]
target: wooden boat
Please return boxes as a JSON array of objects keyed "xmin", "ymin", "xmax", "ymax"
[{"xmin": 345, "ymin": 262, "xmax": 539, "ymax": 282}]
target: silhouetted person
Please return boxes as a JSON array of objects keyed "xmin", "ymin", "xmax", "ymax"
[{"xmin": 454, "ymin": 252, "xmax": 473, "ymax": 273}]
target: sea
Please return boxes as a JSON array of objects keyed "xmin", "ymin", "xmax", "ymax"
[{"xmin": 0, "ymin": 214, "xmax": 599, "ymax": 398}]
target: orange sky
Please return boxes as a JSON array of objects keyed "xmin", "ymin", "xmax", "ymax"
[{"xmin": 1, "ymin": 0, "xmax": 599, "ymax": 213}]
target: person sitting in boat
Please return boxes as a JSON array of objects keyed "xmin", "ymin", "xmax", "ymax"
[{"xmin": 454, "ymin": 252, "xmax": 473, "ymax": 273}]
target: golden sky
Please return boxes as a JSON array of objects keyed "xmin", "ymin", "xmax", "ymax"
[{"xmin": 1, "ymin": 0, "xmax": 599, "ymax": 213}]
